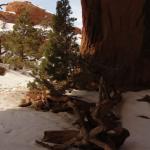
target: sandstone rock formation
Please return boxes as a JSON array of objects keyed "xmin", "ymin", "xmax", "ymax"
[
  {"xmin": 0, "ymin": 1, "xmax": 81, "ymax": 33},
  {"xmin": 80, "ymin": 0, "xmax": 150, "ymax": 88}
]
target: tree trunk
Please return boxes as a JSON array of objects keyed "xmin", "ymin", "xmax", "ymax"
[{"xmin": 80, "ymin": 0, "xmax": 150, "ymax": 88}]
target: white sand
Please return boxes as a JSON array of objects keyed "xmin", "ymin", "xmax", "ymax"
[
  {"xmin": 0, "ymin": 70, "xmax": 74, "ymax": 150},
  {"xmin": 0, "ymin": 70, "xmax": 150, "ymax": 150},
  {"xmin": 0, "ymin": 70, "xmax": 33, "ymax": 91},
  {"xmin": 121, "ymin": 90, "xmax": 150, "ymax": 150}
]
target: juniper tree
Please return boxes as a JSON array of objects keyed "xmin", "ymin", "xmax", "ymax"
[
  {"xmin": 31, "ymin": 0, "xmax": 79, "ymax": 94},
  {"xmin": 3, "ymin": 10, "xmax": 43, "ymax": 61},
  {"xmin": 45, "ymin": 0, "xmax": 79, "ymax": 79}
]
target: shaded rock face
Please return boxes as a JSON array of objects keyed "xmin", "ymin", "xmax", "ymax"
[
  {"xmin": 0, "ymin": 1, "xmax": 53, "ymax": 25},
  {"xmin": 81, "ymin": 0, "xmax": 150, "ymax": 88}
]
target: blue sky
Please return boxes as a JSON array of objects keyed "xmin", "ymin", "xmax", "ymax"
[{"xmin": 0, "ymin": 0, "xmax": 82, "ymax": 27}]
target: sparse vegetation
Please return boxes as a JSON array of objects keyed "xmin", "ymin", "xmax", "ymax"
[{"xmin": 2, "ymin": 9, "xmax": 45, "ymax": 69}]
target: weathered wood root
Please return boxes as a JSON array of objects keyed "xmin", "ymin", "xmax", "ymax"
[
  {"xmin": 36, "ymin": 140, "xmax": 53, "ymax": 150},
  {"xmin": 36, "ymin": 128, "xmax": 129, "ymax": 150},
  {"xmin": 42, "ymin": 130, "xmax": 79, "ymax": 144},
  {"xmin": 36, "ymin": 77, "xmax": 129, "ymax": 150},
  {"xmin": 137, "ymin": 95, "xmax": 150, "ymax": 103},
  {"xmin": 137, "ymin": 115, "xmax": 150, "ymax": 119},
  {"xmin": 19, "ymin": 101, "xmax": 32, "ymax": 107}
]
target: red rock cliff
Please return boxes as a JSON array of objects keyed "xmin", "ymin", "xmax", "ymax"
[
  {"xmin": 80, "ymin": 0, "xmax": 150, "ymax": 88},
  {"xmin": 0, "ymin": 1, "xmax": 53, "ymax": 25},
  {"xmin": 0, "ymin": 1, "xmax": 81, "ymax": 33}
]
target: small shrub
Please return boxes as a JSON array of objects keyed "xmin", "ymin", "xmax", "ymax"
[
  {"xmin": 20, "ymin": 88, "xmax": 50, "ymax": 111},
  {"xmin": 6, "ymin": 56, "xmax": 24, "ymax": 70},
  {"xmin": 23, "ymin": 61, "xmax": 35, "ymax": 70},
  {"xmin": 4, "ymin": 56, "xmax": 35, "ymax": 70}
]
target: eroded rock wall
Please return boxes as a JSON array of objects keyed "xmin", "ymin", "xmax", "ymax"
[{"xmin": 81, "ymin": 0, "xmax": 150, "ymax": 87}]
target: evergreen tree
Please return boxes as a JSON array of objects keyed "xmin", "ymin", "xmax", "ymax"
[
  {"xmin": 31, "ymin": 0, "xmax": 79, "ymax": 94},
  {"xmin": 44, "ymin": 0, "xmax": 79, "ymax": 80},
  {"xmin": 3, "ymin": 10, "xmax": 43, "ymax": 60}
]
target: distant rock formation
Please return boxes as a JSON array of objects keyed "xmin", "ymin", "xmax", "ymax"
[
  {"xmin": 0, "ymin": 1, "xmax": 53, "ymax": 25},
  {"xmin": 0, "ymin": 1, "xmax": 81, "ymax": 33}
]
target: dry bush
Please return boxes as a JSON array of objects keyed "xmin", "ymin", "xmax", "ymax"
[
  {"xmin": 0, "ymin": 66, "xmax": 6, "ymax": 76},
  {"xmin": 20, "ymin": 89, "xmax": 50, "ymax": 111}
]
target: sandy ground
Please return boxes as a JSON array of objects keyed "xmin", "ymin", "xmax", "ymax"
[
  {"xmin": 0, "ymin": 70, "xmax": 150, "ymax": 150},
  {"xmin": 121, "ymin": 90, "xmax": 150, "ymax": 150},
  {"xmin": 0, "ymin": 70, "xmax": 74, "ymax": 150}
]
